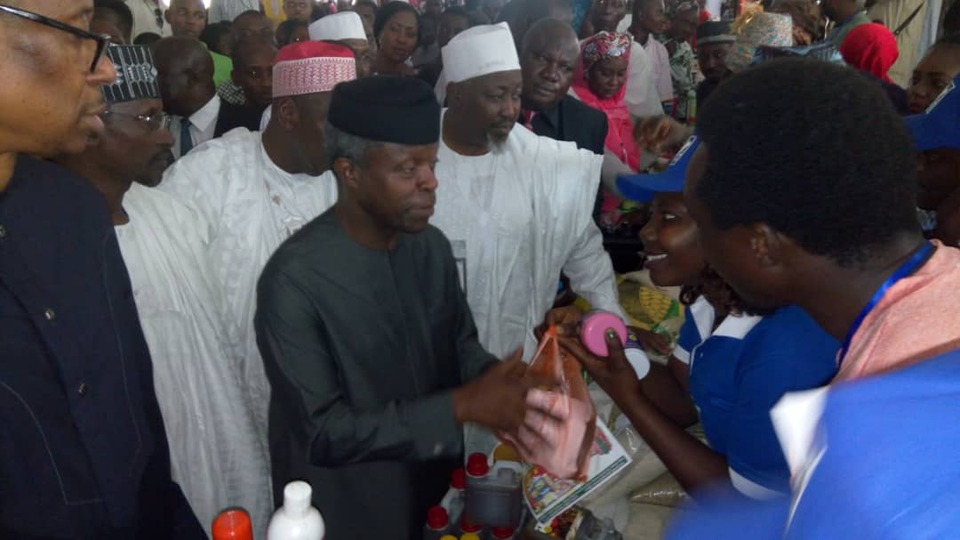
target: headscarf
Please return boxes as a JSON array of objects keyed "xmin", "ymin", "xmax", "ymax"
[
  {"xmin": 840, "ymin": 23, "xmax": 899, "ymax": 84},
  {"xmin": 727, "ymin": 7, "xmax": 793, "ymax": 73},
  {"xmin": 572, "ymin": 31, "xmax": 640, "ymax": 171}
]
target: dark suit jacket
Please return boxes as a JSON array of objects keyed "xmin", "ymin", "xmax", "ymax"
[
  {"xmin": 214, "ymin": 101, "xmax": 265, "ymax": 137},
  {"xmin": 525, "ymin": 95, "xmax": 608, "ymax": 155},
  {"xmin": 0, "ymin": 157, "xmax": 205, "ymax": 539}
]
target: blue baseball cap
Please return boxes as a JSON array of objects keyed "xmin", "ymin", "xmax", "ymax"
[
  {"xmin": 905, "ymin": 75, "xmax": 960, "ymax": 152},
  {"xmin": 616, "ymin": 136, "xmax": 700, "ymax": 202}
]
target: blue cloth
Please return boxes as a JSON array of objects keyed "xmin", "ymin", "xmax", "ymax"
[
  {"xmin": 679, "ymin": 302, "xmax": 839, "ymax": 493},
  {"xmin": 666, "ymin": 348, "xmax": 960, "ymax": 539},
  {"xmin": 0, "ymin": 157, "xmax": 204, "ymax": 538},
  {"xmin": 905, "ymin": 74, "xmax": 960, "ymax": 151}
]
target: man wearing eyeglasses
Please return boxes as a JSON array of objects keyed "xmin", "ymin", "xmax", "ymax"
[
  {"xmin": 57, "ymin": 43, "xmax": 274, "ymax": 539},
  {"xmin": 127, "ymin": 0, "xmax": 172, "ymax": 41},
  {"xmin": 0, "ymin": 1, "xmax": 204, "ymax": 538}
]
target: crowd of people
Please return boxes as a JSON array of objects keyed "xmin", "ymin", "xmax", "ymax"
[{"xmin": 2, "ymin": 0, "xmax": 960, "ymax": 539}]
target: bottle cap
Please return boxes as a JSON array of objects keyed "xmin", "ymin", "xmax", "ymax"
[
  {"xmin": 282, "ymin": 480, "xmax": 313, "ymax": 518},
  {"xmin": 579, "ymin": 311, "xmax": 627, "ymax": 357},
  {"xmin": 491, "ymin": 526, "xmax": 516, "ymax": 538},
  {"xmin": 461, "ymin": 514, "xmax": 482, "ymax": 533},
  {"xmin": 211, "ymin": 508, "xmax": 253, "ymax": 540},
  {"xmin": 427, "ymin": 506, "xmax": 449, "ymax": 530},
  {"xmin": 460, "ymin": 534, "xmax": 481, "ymax": 540},
  {"xmin": 466, "ymin": 453, "xmax": 489, "ymax": 477},
  {"xmin": 624, "ymin": 347, "xmax": 651, "ymax": 379},
  {"xmin": 450, "ymin": 468, "xmax": 466, "ymax": 490},
  {"xmin": 440, "ymin": 536, "xmax": 458, "ymax": 540}
]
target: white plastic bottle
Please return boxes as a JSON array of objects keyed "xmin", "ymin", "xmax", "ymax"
[{"xmin": 267, "ymin": 481, "xmax": 326, "ymax": 540}]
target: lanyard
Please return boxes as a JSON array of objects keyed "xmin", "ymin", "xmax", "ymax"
[{"xmin": 837, "ymin": 242, "xmax": 936, "ymax": 365}]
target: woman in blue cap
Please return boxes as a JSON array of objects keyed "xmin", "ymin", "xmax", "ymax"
[{"xmin": 556, "ymin": 138, "xmax": 840, "ymax": 499}]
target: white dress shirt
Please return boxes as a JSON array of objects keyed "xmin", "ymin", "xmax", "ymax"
[
  {"xmin": 127, "ymin": 0, "xmax": 172, "ymax": 40},
  {"xmin": 208, "ymin": 0, "xmax": 263, "ymax": 23},
  {"xmin": 643, "ymin": 36, "xmax": 674, "ymax": 104},
  {"xmin": 625, "ymin": 40, "xmax": 665, "ymax": 119},
  {"xmin": 172, "ymin": 95, "xmax": 222, "ymax": 159}
]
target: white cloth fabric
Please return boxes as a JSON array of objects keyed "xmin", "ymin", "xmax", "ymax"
[
  {"xmin": 643, "ymin": 36, "xmax": 674, "ymax": 104},
  {"xmin": 432, "ymin": 118, "xmax": 625, "ymax": 453},
  {"xmin": 309, "ymin": 11, "xmax": 367, "ymax": 41},
  {"xmin": 208, "ymin": 0, "xmax": 262, "ymax": 23},
  {"xmin": 625, "ymin": 40, "xmax": 664, "ymax": 120},
  {"xmin": 442, "ymin": 22, "xmax": 520, "ymax": 83},
  {"xmin": 770, "ymin": 386, "xmax": 830, "ymax": 524},
  {"xmin": 260, "ymin": 104, "xmax": 272, "ymax": 131},
  {"xmin": 171, "ymin": 94, "xmax": 221, "ymax": 159},
  {"xmin": 116, "ymin": 183, "xmax": 273, "ymax": 538},
  {"xmin": 433, "ymin": 123, "xmax": 624, "ymax": 360},
  {"xmin": 158, "ymin": 128, "xmax": 339, "ymax": 449},
  {"xmin": 127, "ymin": 0, "xmax": 172, "ymax": 40}
]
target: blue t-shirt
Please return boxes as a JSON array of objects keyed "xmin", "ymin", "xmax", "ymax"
[
  {"xmin": 665, "ymin": 349, "xmax": 960, "ymax": 540},
  {"xmin": 675, "ymin": 297, "xmax": 839, "ymax": 496}
]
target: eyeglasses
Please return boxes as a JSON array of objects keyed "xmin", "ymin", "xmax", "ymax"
[
  {"xmin": 101, "ymin": 109, "xmax": 172, "ymax": 132},
  {"xmin": 0, "ymin": 4, "xmax": 112, "ymax": 73}
]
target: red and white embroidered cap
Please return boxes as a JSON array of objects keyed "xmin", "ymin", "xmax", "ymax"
[{"xmin": 273, "ymin": 41, "xmax": 357, "ymax": 98}]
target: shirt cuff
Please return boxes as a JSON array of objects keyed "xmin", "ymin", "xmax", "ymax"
[{"xmin": 410, "ymin": 391, "xmax": 464, "ymax": 459}]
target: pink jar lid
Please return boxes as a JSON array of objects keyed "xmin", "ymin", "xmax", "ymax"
[{"xmin": 579, "ymin": 311, "xmax": 627, "ymax": 357}]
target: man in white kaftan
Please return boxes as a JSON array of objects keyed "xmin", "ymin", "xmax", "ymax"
[
  {"xmin": 433, "ymin": 24, "xmax": 627, "ymax": 453},
  {"xmin": 118, "ymin": 185, "xmax": 273, "ymax": 535},
  {"xmin": 158, "ymin": 42, "xmax": 357, "ymax": 443},
  {"xmin": 55, "ymin": 44, "xmax": 273, "ymax": 536}
]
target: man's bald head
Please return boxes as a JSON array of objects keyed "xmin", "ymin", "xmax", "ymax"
[
  {"xmin": 499, "ymin": 0, "xmax": 573, "ymax": 49},
  {"xmin": 520, "ymin": 18, "xmax": 579, "ymax": 110},
  {"xmin": 166, "ymin": 0, "xmax": 206, "ymax": 39},
  {"xmin": 522, "ymin": 17, "xmax": 578, "ymax": 57},
  {"xmin": 154, "ymin": 37, "xmax": 216, "ymax": 117}
]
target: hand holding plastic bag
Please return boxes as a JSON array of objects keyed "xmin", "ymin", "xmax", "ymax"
[{"xmin": 501, "ymin": 326, "xmax": 597, "ymax": 480}]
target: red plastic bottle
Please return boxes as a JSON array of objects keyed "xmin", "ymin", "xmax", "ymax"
[
  {"xmin": 424, "ymin": 505, "xmax": 450, "ymax": 540},
  {"xmin": 212, "ymin": 508, "xmax": 253, "ymax": 540},
  {"xmin": 460, "ymin": 514, "xmax": 484, "ymax": 535},
  {"xmin": 466, "ymin": 453, "xmax": 489, "ymax": 478}
]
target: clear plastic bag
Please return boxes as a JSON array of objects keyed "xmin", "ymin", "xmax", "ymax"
[{"xmin": 506, "ymin": 326, "xmax": 597, "ymax": 480}]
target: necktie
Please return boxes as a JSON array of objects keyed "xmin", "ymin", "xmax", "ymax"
[
  {"xmin": 179, "ymin": 118, "xmax": 194, "ymax": 158},
  {"xmin": 523, "ymin": 110, "xmax": 537, "ymax": 130}
]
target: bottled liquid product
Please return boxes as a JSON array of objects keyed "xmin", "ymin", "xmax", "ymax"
[
  {"xmin": 579, "ymin": 311, "xmax": 650, "ymax": 379},
  {"xmin": 685, "ymin": 89, "xmax": 697, "ymax": 125},
  {"xmin": 424, "ymin": 506, "xmax": 451, "ymax": 540},
  {"xmin": 212, "ymin": 508, "xmax": 253, "ymax": 540},
  {"xmin": 267, "ymin": 481, "xmax": 325, "ymax": 540},
  {"xmin": 464, "ymin": 453, "xmax": 522, "ymax": 528},
  {"xmin": 439, "ymin": 468, "xmax": 467, "ymax": 525},
  {"xmin": 460, "ymin": 514, "xmax": 485, "ymax": 537}
]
